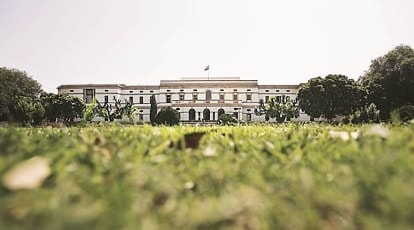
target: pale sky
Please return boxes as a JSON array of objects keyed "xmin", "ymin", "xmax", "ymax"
[{"xmin": 0, "ymin": 0, "xmax": 413, "ymax": 93}]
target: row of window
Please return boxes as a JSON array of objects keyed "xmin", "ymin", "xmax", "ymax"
[
  {"xmin": 75, "ymin": 88, "xmax": 291, "ymax": 94},
  {"xmin": 264, "ymin": 89, "xmax": 290, "ymax": 93},
  {"xmin": 84, "ymin": 89, "xmax": 293, "ymax": 104},
  {"xmin": 74, "ymin": 89, "xmax": 155, "ymax": 94},
  {"xmin": 104, "ymin": 96, "xmax": 144, "ymax": 104},
  {"xmin": 264, "ymin": 95, "xmax": 295, "ymax": 103},
  {"xmin": 165, "ymin": 93, "xmax": 251, "ymax": 103}
]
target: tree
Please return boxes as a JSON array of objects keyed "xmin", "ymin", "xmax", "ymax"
[
  {"xmin": 297, "ymin": 74, "xmax": 366, "ymax": 121},
  {"xmin": 254, "ymin": 97, "xmax": 299, "ymax": 123},
  {"xmin": 0, "ymin": 67, "xmax": 43, "ymax": 122},
  {"xmin": 41, "ymin": 93, "xmax": 85, "ymax": 122},
  {"xmin": 150, "ymin": 94, "xmax": 157, "ymax": 124},
  {"xmin": 360, "ymin": 45, "xmax": 414, "ymax": 119},
  {"xmin": 155, "ymin": 107, "xmax": 180, "ymax": 126},
  {"xmin": 12, "ymin": 97, "xmax": 44, "ymax": 125},
  {"xmin": 83, "ymin": 97, "xmax": 138, "ymax": 123}
]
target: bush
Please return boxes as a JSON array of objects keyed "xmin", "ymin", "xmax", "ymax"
[
  {"xmin": 218, "ymin": 114, "xmax": 238, "ymax": 125},
  {"xmin": 391, "ymin": 105, "xmax": 414, "ymax": 123},
  {"xmin": 341, "ymin": 116, "xmax": 350, "ymax": 124},
  {"xmin": 156, "ymin": 107, "xmax": 180, "ymax": 126}
]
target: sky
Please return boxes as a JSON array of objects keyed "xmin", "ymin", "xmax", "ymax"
[{"xmin": 0, "ymin": 0, "xmax": 413, "ymax": 93}]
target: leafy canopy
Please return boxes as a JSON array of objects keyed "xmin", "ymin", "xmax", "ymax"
[
  {"xmin": 298, "ymin": 74, "xmax": 365, "ymax": 120},
  {"xmin": 360, "ymin": 45, "xmax": 414, "ymax": 119},
  {"xmin": 155, "ymin": 107, "xmax": 180, "ymax": 126},
  {"xmin": 40, "ymin": 93, "xmax": 85, "ymax": 122},
  {"xmin": 0, "ymin": 67, "xmax": 43, "ymax": 121}
]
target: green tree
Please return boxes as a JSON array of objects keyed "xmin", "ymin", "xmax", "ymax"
[
  {"xmin": 155, "ymin": 107, "xmax": 180, "ymax": 126},
  {"xmin": 41, "ymin": 93, "xmax": 85, "ymax": 122},
  {"xmin": 254, "ymin": 97, "xmax": 299, "ymax": 123},
  {"xmin": 0, "ymin": 67, "xmax": 43, "ymax": 122},
  {"xmin": 12, "ymin": 97, "xmax": 44, "ymax": 125},
  {"xmin": 85, "ymin": 97, "xmax": 138, "ymax": 123},
  {"xmin": 150, "ymin": 94, "xmax": 157, "ymax": 124},
  {"xmin": 360, "ymin": 45, "xmax": 414, "ymax": 119},
  {"xmin": 298, "ymin": 74, "xmax": 366, "ymax": 121},
  {"xmin": 83, "ymin": 99, "xmax": 99, "ymax": 122}
]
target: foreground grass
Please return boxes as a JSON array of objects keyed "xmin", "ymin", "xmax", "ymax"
[{"xmin": 0, "ymin": 124, "xmax": 414, "ymax": 229}]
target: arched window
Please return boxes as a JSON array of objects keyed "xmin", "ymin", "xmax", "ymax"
[
  {"xmin": 203, "ymin": 108, "xmax": 210, "ymax": 121},
  {"xmin": 189, "ymin": 109, "xmax": 196, "ymax": 121},
  {"xmin": 206, "ymin": 90, "xmax": 212, "ymax": 102},
  {"xmin": 218, "ymin": 108, "xmax": 225, "ymax": 118}
]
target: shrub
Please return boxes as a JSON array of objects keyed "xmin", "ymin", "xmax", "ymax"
[
  {"xmin": 156, "ymin": 107, "xmax": 180, "ymax": 126},
  {"xmin": 218, "ymin": 114, "xmax": 238, "ymax": 125},
  {"xmin": 391, "ymin": 105, "xmax": 414, "ymax": 123},
  {"xmin": 341, "ymin": 116, "xmax": 350, "ymax": 124}
]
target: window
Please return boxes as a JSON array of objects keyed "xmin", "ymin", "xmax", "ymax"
[
  {"xmin": 233, "ymin": 94, "xmax": 238, "ymax": 101},
  {"xmin": 129, "ymin": 96, "xmax": 133, "ymax": 104},
  {"xmin": 176, "ymin": 108, "xmax": 181, "ymax": 118},
  {"xmin": 247, "ymin": 109, "xmax": 251, "ymax": 112},
  {"xmin": 140, "ymin": 90, "xmax": 143, "ymax": 93},
  {"xmin": 220, "ymin": 89, "xmax": 224, "ymax": 92},
  {"xmin": 150, "ymin": 90, "xmax": 153, "ymax": 93},
  {"xmin": 276, "ymin": 90, "xmax": 280, "ymax": 92},
  {"xmin": 233, "ymin": 89, "xmax": 237, "ymax": 92},
  {"xmin": 193, "ymin": 89, "xmax": 197, "ymax": 92},
  {"xmin": 247, "ymin": 89, "xmax": 251, "ymax": 92},
  {"xmin": 167, "ymin": 89, "xmax": 171, "ymax": 92},
  {"xmin": 139, "ymin": 114, "xmax": 144, "ymax": 121},
  {"xmin": 105, "ymin": 89, "xmax": 109, "ymax": 92},
  {"xmin": 189, "ymin": 109, "xmax": 196, "ymax": 121},
  {"xmin": 129, "ymin": 90, "xmax": 133, "ymax": 93},
  {"xmin": 139, "ymin": 96, "xmax": 144, "ymax": 104},
  {"xmin": 218, "ymin": 108, "xmax": 225, "ymax": 118},
  {"xmin": 192, "ymin": 94, "xmax": 198, "ymax": 102},
  {"xmin": 206, "ymin": 90, "xmax": 212, "ymax": 102},
  {"xmin": 286, "ymin": 90, "xmax": 291, "ymax": 92},
  {"xmin": 104, "ymin": 95, "xmax": 109, "ymax": 103},
  {"xmin": 265, "ymin": 96, "xmax": 269, "ymax": 103},
  {"xmin": 69, "ymin": 90, "xmax": 74, "ymax": 92},
  {"xmin": 246, "ymin": 94, "xmax": 252, "ymax": 101},
  {"xmin": 219, "ymin": 94, "xmax": 225, "ymax": 102},
  {"xmin": 265, "ymin": 90, "xmax": 269, "ymax": 92},
  {"xmin": 203, "ymin": 108, "xmax": 210, "ymax": 121},
  {"xmin": 247, "ymin": 114, "xmax": 252, "ymax": 121},
  {"xmin": 180, "ymin": 89, "xmax": 184, "ymax": 92},
  {"xmin": 166, "ymin": 94, "xmax": 171, "ymax": 103},
  {"xmin": 84, "ymin": 89, "xmax": 95, "ymax": 104},
  {"xmin": 276, "ymin": 96, "xmax": 281, "ymax": 103},
  {"xmin": 180, "ymin": 94, "xmax": 184, "ymax": 101}
]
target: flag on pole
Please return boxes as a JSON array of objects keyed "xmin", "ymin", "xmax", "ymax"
[{"xmin": 204, "ymin": 65, "xmax": 209, "ymax": 71}]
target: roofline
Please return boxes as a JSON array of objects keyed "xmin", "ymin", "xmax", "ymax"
[
  {"xmin": 258, "ymin": 85, "xmax": 299, "ymax": 89},
  {"xmin": 57, "ymin": 84, "xmax": 159, "ymax": 90}
]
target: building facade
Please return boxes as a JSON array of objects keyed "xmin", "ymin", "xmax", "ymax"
[{"xmin": 57, "ymin": 77, "xmax": 309, "ymax": 122}]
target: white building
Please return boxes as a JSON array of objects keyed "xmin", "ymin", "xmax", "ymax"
[{"xmin": 57, "ymin": 77, "xmax": 309, "ymax": 122}]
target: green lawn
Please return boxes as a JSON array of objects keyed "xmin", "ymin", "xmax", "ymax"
[{"xmin": 1, "ymin": 124, "xmax": 414, "ymax": 229}]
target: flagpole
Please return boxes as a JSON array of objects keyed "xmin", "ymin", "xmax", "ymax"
[{"xmin": 208, "ymin": 68, "xmax": 210, "ymax": 80}]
